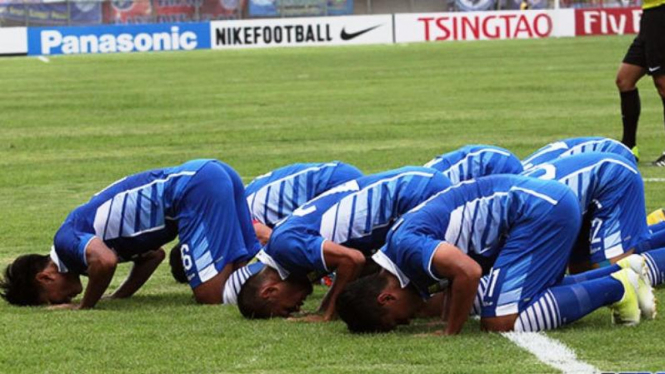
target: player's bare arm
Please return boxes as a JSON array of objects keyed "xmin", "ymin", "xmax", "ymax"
[
  {"xmin": 253, "ymin": 222, "xmax": 273, "ymax": 246},
  {"xmin": 318, "ymin": 241, "xmax": 366, "ymax": 321},
  {"xmin": 111, "ymin": 248, "xmax": 166, "ymax": 299},
  {"xmin": 431, "ymin": 242, "xmax": 481, "ymax": 335},
  {"xmin": 78, "ymin": 237, "xmax": 119, "ymax": 309}
]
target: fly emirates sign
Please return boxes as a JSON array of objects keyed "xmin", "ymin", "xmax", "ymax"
[{"xmin": 395, "ymin": 9, "xmax": 575, "ymax": 43}]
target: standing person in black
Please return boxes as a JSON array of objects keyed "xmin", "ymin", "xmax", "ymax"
[{"xmin": 616, "ymin": 1, "xmax": 665, "ymax": 165}]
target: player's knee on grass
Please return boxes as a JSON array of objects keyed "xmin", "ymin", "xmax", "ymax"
[
  {"xmin": 336, "ymin": 273, "xmax": 393, "ymax": 333},
  {"xmin": 168, "ymin": 244, "xmax": 188, "ymax": 284},
  {"xmin": 481, "ymin": 315, "xmax": 519, "ymax": 332}
]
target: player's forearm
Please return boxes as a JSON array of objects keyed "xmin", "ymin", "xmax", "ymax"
[
  {"xmin": 319, "ymin": 258, "xmax": 365, "ymax": 321},
  {"xmin": 253, "ymin": 222, "xmax": 272, "ymax": 246},
  {"xmin": 445, "ymin": 275, "xmax": 479, "ymax": 335},
  {"xmin": 112, "ymin": 249, "xmax": 165, "ymax": 299},
  {"xmin": 79, "ymin": 261, "xmax": 117, "ymax": 309}
]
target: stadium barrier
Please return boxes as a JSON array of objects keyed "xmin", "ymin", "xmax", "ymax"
[
  {"xmin": 0, "ymin": 7, "xmax": 642, "ymax": 56},
  {"xmin": 0, "ymin": 27, "xmax": 27, "ymax": 55},
  {"xmin": 210, "ymin": 15, "xmax": 393, "ymax": 49},
  {"xmin": 574, "ymin": 7, "xmax": 641, "ymax": 36},
  {"xmin": 27, "ymin": 22, "xmax": 210, "ymax": 55},
  {"xmin": 394, "ymin": 10, "xmax": 575, "ymax": 42}
]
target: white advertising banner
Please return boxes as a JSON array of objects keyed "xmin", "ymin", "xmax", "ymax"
[
  {"xmin": 0, "ymin": 27, "xmax": 28, "ymax": 55},
  {"xmin": 210, "ymin": 15, "xmax": 394, "ymax": 49},
  {"xmin": 394, "ymin": 9, "xmax": 575, "ymax": 43}
]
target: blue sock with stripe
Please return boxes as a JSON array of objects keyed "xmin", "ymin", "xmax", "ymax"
[
  {"xmin": 559, "ymin": 264, "xmax": 620, "ymax": 285},
  {"xmin": 649, "ymin": 221, "xmax": 665, "ymax": 235},
  {"xmin": 647, "ymin": 228, "xmax": 665, "ymax": 251},
  {"xmin": 514, "ymin": 276, "xmax": 624, "ymax": 332},
  {"xmin": 643, "ymin": 248, "xmax": 665, "ymax": 286}
]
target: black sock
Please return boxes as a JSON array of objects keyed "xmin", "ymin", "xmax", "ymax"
[
  {"xmin": 620, "ymin": 88, "xmax": 640, "ymax": 149},
  {"xmin": 662, "ymin": 97, "xmax": 665, "ymax": 134}
]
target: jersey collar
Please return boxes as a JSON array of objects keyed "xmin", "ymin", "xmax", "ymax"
[
  {"xmin": 372, "ymin": 250, "xmax": 411, "ymax": 288},
  {"xmin": 256, "ymin": 249, "xmax": 290, "ymax": 280},
  {"xmin": 49, "ymin": 246, "xmax": 69, "ymax": 273}
]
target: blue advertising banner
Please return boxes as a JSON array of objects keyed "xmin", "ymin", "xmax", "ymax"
[
  {"xmin": 0, "ymin": 1, "xmax": 102, "ymax": 26},
  {"xmin": 28, "ymin": 22, "xmax": 211, "ymax": 55},
  {"xmin": 326, "ymin": 0, "xmax": 352, "ymax": 15},
  {"xmin": 248, "ymin": 0, "xmax": 277, "ymax": 17}
]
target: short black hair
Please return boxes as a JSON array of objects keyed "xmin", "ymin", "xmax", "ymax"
[
  {"xmin": 169, "ymin": 244, "xmax": 188, "ymax": 284},
  {"xmin": 237, "ymin": 271, "xmax": 272, "ymax": 319},
  {"xmin": 0, "ymin": 254, "xmax": 50, "ymax": 306},
  {"xmin": 336, "ymin": 273, "xmax": 393, "ymax": 333}
]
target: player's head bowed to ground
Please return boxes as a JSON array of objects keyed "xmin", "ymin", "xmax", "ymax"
[
  {"xmin": 236, "ymin": 167, "xmax": 452, "ymax": 321},
  {"xmin": 0, "ymin": 253, "xmax": 84, "ymax": 306},
  {"xmin": 1, "ymin": 159, "xmax": 260, "ymax": 309},
  {"xmin": 336, "ymin": 175, "xmax": 656, "ymax": 334}
]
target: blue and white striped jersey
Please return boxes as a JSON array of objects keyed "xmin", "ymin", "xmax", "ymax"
[
  {"xmin": 522, "ymin": 137, "xmax": 635, "ymax": 171},
  {"xmin": 245, "ymin": 161, "xmax": 363, "ymax": 228},
  {"xmin": 222, "ymin": 262, "xmax": 265, "ymax": 305},
  {"xmin": 521, "ymin": 153, "xmax": 639, "ymax": 214},
  {"xmin": 52, "ymin": 159, "xmax": 211, "ymax": 274},
  {"xmin": 522, "ymin": 152, "xmax": 648, "ymax": 262},
  {"xmin": 257, "ymin": 166, "xmax": 452, "ymax": 280},
  {"xmin": 424, "ymin": 145, "xmax": 523, "ymax": 184},
  {"xmin": 374, "ymin": 175, "xmax": 575, "ymax": 296}
]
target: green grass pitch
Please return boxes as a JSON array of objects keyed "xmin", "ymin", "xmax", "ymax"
[{"xmin": 1, "ymin": 35, "xmax": 664, "ymax": 373}]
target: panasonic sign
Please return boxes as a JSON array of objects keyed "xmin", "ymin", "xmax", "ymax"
[{"xmin": 28, "ymin": 23, "xmax": 210, "ymax": 56}]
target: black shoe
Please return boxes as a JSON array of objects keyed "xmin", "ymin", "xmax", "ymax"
[{"xmin": 653, "ymin": 152, "xmax": 665, "ymax": 167}]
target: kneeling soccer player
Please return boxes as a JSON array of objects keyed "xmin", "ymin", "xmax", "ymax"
[
  {"xmin": 522, "ymin": 136, "xmax": 637, "ymax": 171},
  {"xmin": 336, "ymin": 175, "xmax": 655, "ymax": 334},
  {"xmin": 169, "ymin": 161, "xmax": 362, "ymax": 283},
  {"xmin": 523, "ymin": 152, "xmax": 665, "ymax": 284},
  {"xmin": 0, "ymin": 159, "xmax": 260, "ymax": 308},
  {"xmin": 236, "ymin": 166, "xmax": 451, "ymax": 320},
  {"xmin": 245, "ymin": 161, "xmax": 363, "ymax": 244},
  {"xmin": 424, "ymin": 144, "xmax": 523, "ymax": 184}
]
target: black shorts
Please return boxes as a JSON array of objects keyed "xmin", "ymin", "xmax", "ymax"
[{"xmin": 622, "ymin": 4, "xmax": 665, "ymax": 76}]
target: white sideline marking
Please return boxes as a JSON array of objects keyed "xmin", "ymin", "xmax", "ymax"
[
  {"xmin": 37, "ymin": 56, "xmax": 50, "ymax": 63},
  {"xmin": 502, "ymin": 332, "xmax": 599, "ymax": 374}
]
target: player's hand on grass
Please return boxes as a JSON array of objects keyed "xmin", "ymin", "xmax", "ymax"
[
  {"xmin": 47, "ymin": 303, "xmax": 80, "ymax": 310},
  {"xmin": 287, "ymin": 314, "xmax": 326, "ymax": 323},
  {"xmin": 424, "ymin": 319, "xmax": 445, "ymax": 328},
  {"xmin": 414, "ymin": 329, "xmax": 451, "ymax": 337}
]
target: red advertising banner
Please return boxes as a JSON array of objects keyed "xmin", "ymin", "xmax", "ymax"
[
  {"xmin": 103, "ymin": 0, "xmax": 152, "ymax": 24},
  {"xmin": 574, "ymin": 7, "xmax": 642, "ymax": 36},
  {"xmin": 102, "ymin": 0, "xmax": 243, "ymax": 24}
]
